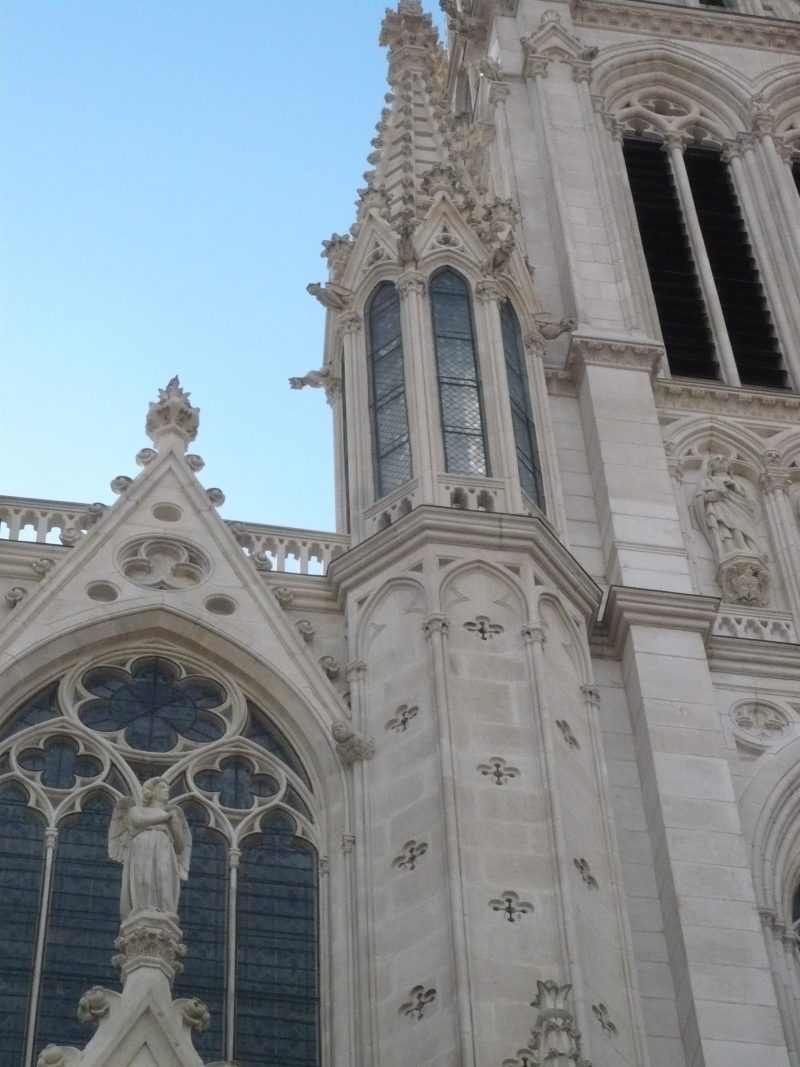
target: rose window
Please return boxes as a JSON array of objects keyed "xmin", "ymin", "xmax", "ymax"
[{"xmin": 78, "ymin": 656, "xmax": 227, "ymax": 751}]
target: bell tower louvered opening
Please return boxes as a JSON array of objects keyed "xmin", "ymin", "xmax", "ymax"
[
  {"xmin": 622, "ymin": 138, "xmax": 719, "ymax": 380},
  {"xmin": 683, "ymin": 147, "xmax": 787, "ymax": 390}
]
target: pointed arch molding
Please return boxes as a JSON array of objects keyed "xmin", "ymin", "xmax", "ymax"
[
  {"xmin": 593, "ymin": 40, "xmax": 753, "ymax": 140},
  {"xmin": 742, "ymin": 736, "xmax": 800, "ymax": 917},
  {"xmin": 0, "ymin": 605, "xmax": 349, "ymax": 811}
]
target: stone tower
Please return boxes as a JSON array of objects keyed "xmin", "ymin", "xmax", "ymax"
[{"xmin": 2, "ymin": 2, "xmax": 800, "ymax": 1066}]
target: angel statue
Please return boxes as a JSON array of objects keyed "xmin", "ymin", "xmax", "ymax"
[{"xmin": 109, "ymin": 778, "xmax": 192, "ymax": 919}]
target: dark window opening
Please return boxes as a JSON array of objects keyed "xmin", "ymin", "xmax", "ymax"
[
  {"xmin": 684, "ymin": 147, "xmax": 786, "ymax": 389},
  {"xmin": 622, "ymin": 138, "xmax": 719, "ymax": 380}
]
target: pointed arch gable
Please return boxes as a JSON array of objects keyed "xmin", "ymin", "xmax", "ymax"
[
  {"xmin": 662, "ymin": 415, "xmax": 770, "ymax": 476},
  {"xmin": 535, "ymin": 589, "xmax": 593, "ymax": 689},
  {"xmin": 438, "ymin": 558, "xmax": 529, "ymax": 621},
  {"xmin": 354, "ymin": 576, "xmax": 428, "ymax": 660}
]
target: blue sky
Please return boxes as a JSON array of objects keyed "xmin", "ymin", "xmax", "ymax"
[{"xmin": 2, "ymin": 1, "xmax": 445, "ymax": 531}]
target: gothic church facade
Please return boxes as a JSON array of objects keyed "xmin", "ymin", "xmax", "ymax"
[{"xmin": 3, "ymin": 1, "xmax": 800, "ymax": 1065}]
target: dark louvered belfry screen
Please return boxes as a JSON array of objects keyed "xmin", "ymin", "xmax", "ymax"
[
  {"xmin": 684, "ymin": 147, "xmax": 786, "ymax": 389},
  {"xmin": 622, "ymin": 138, "xmax": 719, "ymax": 380},
  {"xmin": 792, "ymin": 160, "xmax": 800, "ymax": 198}
]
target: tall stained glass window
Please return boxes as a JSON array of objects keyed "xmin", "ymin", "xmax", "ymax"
[
  {"xmin": 0, "ymin": 654, "xmax": 319, "ymax": 1067},
  {"xmin": 367, "ymin": 283, "xmax": 412, "ymax": 498},
  {"xmin": 500, "ymin": 300, "xmax": 545, "ymax": 510},
  {"xmin": 430, "ymin": 269, "xmax": 489, "ymax": 476}
]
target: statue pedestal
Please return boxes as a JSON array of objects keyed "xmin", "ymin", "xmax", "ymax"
[
  {"xmin": 113, "ymin": 910, "xmax": 186, "ymax": 987},
  {"xmin": 716, "ymin": 551, "xmax": 770, "ymax": 606}
]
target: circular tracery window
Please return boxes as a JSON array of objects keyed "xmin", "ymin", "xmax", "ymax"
[{"xmin": 78, "ymin": 656, "xmax": 227, "ymax": 751}]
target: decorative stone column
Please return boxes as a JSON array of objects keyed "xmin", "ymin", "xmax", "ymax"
[
  {"xmin": 760, "ymin": 455, "xmax": 800, "ymax": 622},
  {"xmin": 475, "ymin": 278, "xmax": 523, "ymax": 511},
  {"xmin": 339, "ymin": 311, "xmax": 370, "ymax": 540},
  {"xmin": 422, "ymin": 613, "xmax": 476, "ymax": 1067},
  {"xmin": 664, "ymin": 132, "xmax": 740, "ymax": 386},
  {"xmin": 397, "ymin": 270, "xmax": 437, "ymax": 503}
]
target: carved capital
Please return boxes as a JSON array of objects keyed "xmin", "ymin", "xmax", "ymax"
[
  {"xmin": 475, "ymin": 278, "xmax": 505, "ymax": 304},
  {"xmin": 396, "ymin": 271, "xmax": 426, "ymax": 297},
  {"xmin": 338, "ymin": 311, "xmax": 362, "ymax": 335},
  {"xmin": 759, "ymin": 469, "xmax": 790, "ymax": 494},
  {"xmin": 522, "ymin": 622, "xmax": 547, "ymax": 646},
  {"xmin": 581, "ymin": 683, "xmax": 601, "ymax": 707},
  {"xmin": 341, "ymin": 832, "xmax": 356, "ymax": 854},
  {"xmin": 663, "ymin": 129, "xmax": 690, "ymax": 153},
  {"xmin": 423, "ymin": 613, "xmax": 450, "ymax": 638},
  {"xmin": 113, "ymin": 912, "xmax": 186, "ymax": 984},
  {"xmin": 346, "ymin": 660, "xmax": 368, "ymax": 682}
]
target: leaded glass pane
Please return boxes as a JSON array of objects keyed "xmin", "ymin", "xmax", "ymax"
[
  {"xmin": 235, "ymin": 815, "xmax": 318, "ymax": 1067},
  {"xmin": 176, "ymin": 803, "xmax": 228, "ymax": 1062},
  {"xmin": 500, "ymin": 301, "xmax": 545, "ymax": 510},
  {"xmin": 36, "ymin": 794, "xmax": 120, "ymax": 1051},
  {"xmin": 367, "ymin": 283, "xmax": 412, "ymax": 498},
  {"xmin": 431, "ymin": 269, "xmax": 489, "ymax": 476},
  {"xmin": 0, "ymin": 683, "xmax": 60, "ymax": 741},
  {"xmin": 0, "ymin": 784, "xmax": 44, "ymax": 1066},
  {"xmin": 18, "ymin": 736, "xmax": 102, "ymax": 789}
]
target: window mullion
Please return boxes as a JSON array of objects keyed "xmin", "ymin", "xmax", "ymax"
[
  {"xmin": 666, "ymin": 134, "xmax": 741, "ymax": 386},
  {"xmin": 24, "ymin": 827, "xmax": 57, "ymax": 1067},
  {"xmin": 225, "ymin": 846, "xmax": 239, "ymax": 1064}
]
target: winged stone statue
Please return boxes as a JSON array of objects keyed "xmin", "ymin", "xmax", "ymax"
[{"xmin": 109, "ymin": 777, "xmax": 192, "ymax": 919}]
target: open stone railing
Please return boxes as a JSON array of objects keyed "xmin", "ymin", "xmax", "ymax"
[{"xmin": 0, "ymin": 496, "xmax": 350, "ymax": 576}]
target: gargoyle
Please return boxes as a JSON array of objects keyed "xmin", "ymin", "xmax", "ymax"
[
  {"xmin": 534, "ymin": 314, "xmax": 576, "ymax": 340},
  {"xmin": 306, "ymin": 282, "xmax": 353, "ymax": 311},
  {"xmin": 290, "ymin": 367, "xmax": 331, "ymax": 390}
]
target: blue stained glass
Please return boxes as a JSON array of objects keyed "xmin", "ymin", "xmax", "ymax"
[
  {"xmin": 176, "ymin": 803, "xmax": 228, "ymax": 1062},
  {"xmin": 80, "ymin": 657, "xmax": 226, "ymax": 751},
  {"xmin": 430, "ymin": 269, "xmax": 489, "ymax": 476},
  {"xmin": 235, "ymin": 815, "xmax": 318, "ymax": 1067},
  {"xmin": 19, "ymin": 736, "xmax": 102, "ymax": 789},
  {"xmin": 35, "ymin": 794, "xmax": 120, "ymax": 1053},
  {"xmin": 196, "ymin": 757, "xmax": 278, "ymax": 809},
  {"xmin": 245, "ymin": 704, "xmax": 311, "ymax": 789},
  {"xmin": 0, "ymin": 683, "xmax": 60, "ymax": 741},
  {"xmin": 500, "ymin": 300, "xmax": 544, "ymax": 509},
  {"xmin": 0, "ymin": 784, "xmax": 45, "ymax": 1066}
]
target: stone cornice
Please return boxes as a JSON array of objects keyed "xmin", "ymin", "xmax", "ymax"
[
  {"xmin": 594, "ymin": 585, "xmax": 720, "ymax": 656},
  {"xmin": 655, "ymin": 379, "xmax": 800, "ymax": 422},
  {"xmin": 567, "ymin": 336, "xmax": 665, "ymax": 383},
  {"xmin": 328, "ymin": 505, "xmax": 602, "ymax": 621},
  {"xmin": 709, "ymin": 635, "xmax": 800, "ymax": 680},
  {"xmin": 572, "ymin": 0, "xmax": 800, "ymax": 53}
]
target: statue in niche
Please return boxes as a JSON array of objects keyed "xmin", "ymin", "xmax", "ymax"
[
  {"xmin": 109, "ymin": 777, "xmax": 191, "ymax": 918},
  {"xmin": 694, "ymin": 453, "xmax": 770, "ymax": 606},
  {"xmin": 695, "ymin": 454, "xmax": 761, "ymax": 560}
]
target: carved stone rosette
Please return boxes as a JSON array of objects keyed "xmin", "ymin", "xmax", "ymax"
[{"xmin": 112, "ymin": 911, "xmax": 186, "ymax": 984}]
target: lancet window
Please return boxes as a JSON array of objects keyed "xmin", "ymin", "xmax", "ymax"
[
  {"xmin": 367, "ymin": 282, "xmax": 412, "ymax": 498},
  {"xmin": 500, "ymin": 299, "xmax": 545, "ymax": 510},
  {"xmin": 430, "ymin": 268, "xmax": 489, "ymax": 476},
  {"xmin": 622, "ymin": 135, "xmax": 787, "ymax": 389},
  {"xmin": 0, "ymin": 653, "xmax": 319, "ymax": 1067}
]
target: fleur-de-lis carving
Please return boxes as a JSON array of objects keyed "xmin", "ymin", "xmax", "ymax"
[
  {"xmin": 556, "ymin": 719, "xmax": 579, "ymax": 748},
  {"xmin": 592, "ymin": 1002, "xmax": 618, "ymax": 1035},
  {"xmin": 464, "ymin": 615, "xmax": 504, "ymax": 640},
  {"xmin": 392, "ymin": 840, "xmax": 428, "ymax": 871},
  {"xmin": 477, "ymin": 757, "xmax": 520, "ymax": 785},
  {"xmin": 386, "ymin": 703, "xmax": 419, "ymax": 732},
  {"xmin": 400, "ymin": 985, "xmax": 436, "ymax": 1019},
  {"xmin": 489, "ymin": 891, "xmax": 534, "ymax": 923},
  {"xmin": 574, "ymin": 857, "xmax": 599, "ymax": 889}
]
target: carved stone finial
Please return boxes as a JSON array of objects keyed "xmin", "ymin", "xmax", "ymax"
[
  {"xmin": 332, "ymin": 721, "xmax": 376, "ymax": 763},
  {"xmin": 146, "ymin": 377, "xmax": 199, "ymax": 452}
]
